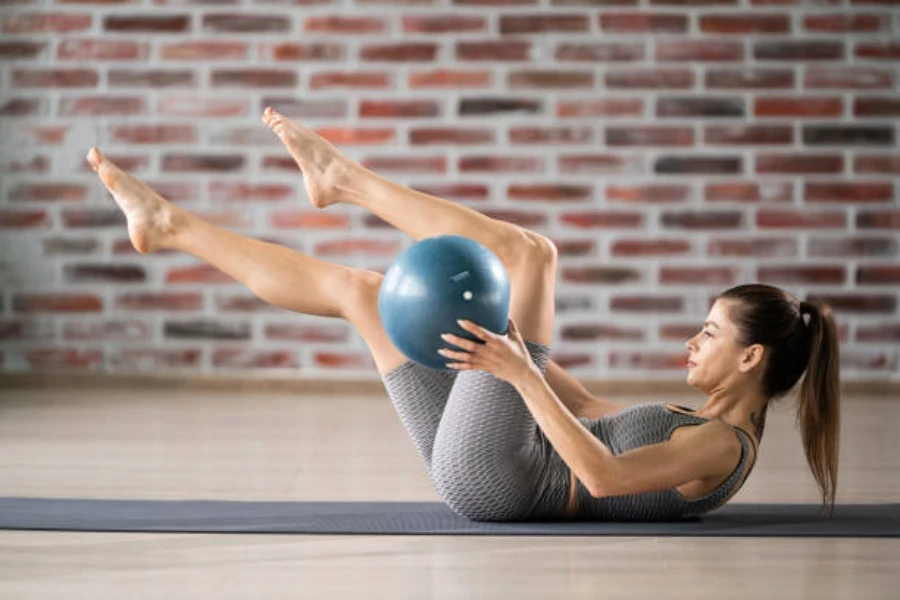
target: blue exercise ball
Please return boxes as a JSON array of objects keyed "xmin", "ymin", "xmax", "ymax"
[{"xmin": 378, "ymin": 235, "xmax": 510, "ymax": 370}]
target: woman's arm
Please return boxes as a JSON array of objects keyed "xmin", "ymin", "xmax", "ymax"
[
  {"xmin": 512, "ymin": 369, "xmax": 617, "ymax": 497},
  {"xmin": 544, "ymin": 359, "xmax": 627, "ymax": 419}
]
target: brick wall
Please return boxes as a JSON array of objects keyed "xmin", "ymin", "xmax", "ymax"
[{"xmin": 0, "ymin": 1, "xmax": 897, "ymax": 380}]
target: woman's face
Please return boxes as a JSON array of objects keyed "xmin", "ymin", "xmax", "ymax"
[{"xmin": 684, "ymin": 299, "xmax": 753, "ymax": 394}]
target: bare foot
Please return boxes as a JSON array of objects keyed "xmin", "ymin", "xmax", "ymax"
[
  {"xmin": 86, "ymin": 147, "xmax": 183, "ymax": 254},
  {"xmin": 261, "ymin": 107, "xmax": 360, "ymax": 209}
]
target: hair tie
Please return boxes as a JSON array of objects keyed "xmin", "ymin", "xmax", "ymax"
[{"xmin": 799, "ymin": 301, "xmax": 812, "ymax": 326}]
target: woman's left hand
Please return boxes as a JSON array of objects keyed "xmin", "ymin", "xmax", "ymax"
[{"xmin": 438, "ymin": 318, "xmax": 538, "ymax": 385}]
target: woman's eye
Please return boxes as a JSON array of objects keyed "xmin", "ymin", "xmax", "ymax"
[{"xmin": 703, "ymin": 331, "xmax": 713, "ymax": 338}]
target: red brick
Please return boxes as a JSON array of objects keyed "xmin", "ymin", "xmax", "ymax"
[
  {"xmin": 63, "ymin": 264, "xmax": 145, "ymax": 283},
  {"xmin": 556, "ymin": 42, "xmax": 645, "ymax": 61},
  {"xmin": 805, "ymin": 182, "xmax": 893, "ymax": 203},
  {"xmin": 62, "ymin": 320, "xmax": 149, "ymax": 341},
  {"xmin": 561, "ymin": 324, "xmax": 644, "ymax": 342},
  {"xmin": 261, "ymin": 98, "xmax": 349, "ymax": 119},
  {"xmin": 459, "ymin": 156, "xmax": 544, "ymax": 173},
  {"xmin": 599, "ymin": 13, "xmax": 688, "ymax": 33},
  {"xmin": 606, "ymin": 126, "xmax": 693, "ymax": 146},
  {"xmin": 0, "ymin": 98, "xmax": 45, "ymax": 116},
  {"xmin": 211, "ymin": 70, "xmax": 296, "ymax": 87},
  {"xmin": 165, "ymin": 265, "xmax": 233, "ymax": 284},
  {"xmin": 559, "ymin": 211, "xmax": 644, "ymax": 229},
  {"xmin": 805, "ymin": 67, "xmax": 894, "ymax": 89},
  {"xmin": 705, "ymin": 125, "xmax": 792, "ymax": 145},
  {"xmin": 0, "ymin": 41, "xmax": 47, "ymax": 59},
  {"xmin": 661, "ymin": 211, "xmax": 743, "ymax": 229},
  {"xmin": 754, "ymin": 41, "xmax": 844, "ymax": 61},
  {"xmin": 0, "ymin": 209, "xmax": 49, "ymax": 228},
  {"xmin": 612, "ymin": 239, "xmax": 691, "ymax": 256},
  {"xmin": 456, "ymin": 40, "xmax": 532, "ymax": 61},
  {"xmin": 500, "ymin": 14, "xmax": 589, "ymax": 34},
  {"xmin": 757, "ymin": 210, "xmax": 846, "ymax": 229},
  {"xmin": 259, "ymin": 43, "xmax": 344, "ymax": 62},
  {"xmin": 754, "ymin": 97, "xmax": 842, "ymax": 117},
  {"xmin": 12, "ymin": 69, "xmax": 98, "ymax": 88},
  {"xmin": 265, "ymin": 323, "xmax": 350, "ymax": 343},
  {"xmin": 213, "ymin": 349, "xmax": 300, "ymax": 369},
  {"xmin": 508, "ymin": 126, "xmax": 594, "ymax": 144},
  {"xmin": 558, "ymin": 154, "xmax": 644, "ymax": 174},
  {"xmin": 857, "ymin": 323, "xmax": 900, "ymax": 342},
  {"xmin": 854, "ymin": 97, "xmax": 900, "ymax": 117},
  {"xmin": 0, "ymin": 319, "xmax": 54, "ymax": 341},
  {"xmin": 756, "ymin": 153, "xmax": 843, "ymax": 174},
  {"xmin": 557, "ymin": 99, "xmax": 644, "ymax": 117},
  {"xmin": 26, "ymin": 348, "xmax": 104, "ymax": 369},
  {"xmin": 610, "ymin": 295, "xmax": 684, "ymax": 313},
  {"xmin": 606, "ymin": 68, "xmax": 694, "ymax": 89},
  {"xmin": 163, "ymin": 154, "xmax": 243, "ymax": 172},
  {"xmin": 549, "ymin": 353, "xmax": 595, "ymax": 370},
  {"xmin": 208, "ymin": 182, "xmax": 293, "ymax": 203},
  {"xmin": 164, "ymin": 319, "xmax": 251, "ymax": 340},
  {"xmin": 402, "ymin": 15, "xmax": 487, "ymax": 33},
  {"xmin": 610, "ymin": 352, "xmax": 687, "ymax": 371},
  {"xmin": 270, "ymin": 211, "xmax": 351, "ymax": 229},
  {"xmin": 660, "ymin": 324, "xmax": 701, "ymax": 341},
  {"xmin": 656, "ymin": 40, "xmax": 743, "ymax": 61},
  {"xmin": 655, "ymin": 156, "xmax": 741, "ymax": 175},
  {"xmin": 409, "ymin": 70, "xmax": 492, "ymax": 88},
  {"xmin": 855, "ymin": 41, "xmax": 900, "ymax": 60},
  {"xmin": 362, "ymin": 43, "xmax": 438, "ymax": 62},
  {"xmin": 8, "ymin": 183, "xmax": 87, "ymax": 202},
  {"xmin": 806, "ymin": 294, "xmax": 895, "ymax": 314},
  {"xmin": 758, "ymin": 266, "xmax": 845, "ymax": 285},
  {"xmin": 1, "ymin": 156, "xmax": 50, "ymax": 174},
  {"xmin": 59, "ymin": 96, "xmax": 146, "ymax": 116},
  {"xmin": 160, "ymin": 42, "xmax": 248, "ymax": 61},
  {"xmin": 360, "ymin": 100, "xmax": 440, "ymax": 118},
  {"xmin": 311, "ymin": 72, "xmax": 392, "ymax": 89},
  {"xmin": 658, "ymin": 97, "xmax": 744, "ymax": 117},
  {"xmin": 857, "ymin": 266, "xmax": 900, "ymax": 284},
  {"xmin": 13, "ymin": 293, "xmax": 102, "ymax": 313},
  {"xmin": 607, "ymin": 184, "xmax": 690, "ymax": 203},
  {"xmin": 699, "ymin": 14, "xmax": 790, "ymax": 34},
  {"xmin": 113, "ymin": 292, "xmax": 203, "ymax": 312},
  {"xmin": 707, "ymin": 238, "xmax": 798, "ymax": 257},
  {"xmin": 508, "ymin": 184, "xmax": 593, "ymax": 202},
  {"xmin": 411, "ymin": 127, "xmax": 493, "ymax": 145},
  {"xmin": 705, "ymin": 68, "xmax": 794, "ymax": 89},
  {"xmin": 705, "ymin": 182, "xmax": 793, "ymax": 203},
  {"xmin": 303, "ymin": 16, "xmax": 387, "ymax": 34},
  {"xmin": 109, "ymin": 124, "xmax": 195, "ymax": 144},
  {"xmin": 660, "ymin": 267, "xmax": 740, "ymax": 285},
  {"xmin": 2, "ymin": 13, "xmax": 92, "ymax": 33},
  {"xmin": 214, "ymin": 294, "xmax": 282, "ymax": 313},
  {"xmin": 839, "ymin": 352, "xmax": 898, "ymax": 372},
  {"xmin": 809, "ymin": 237, "xmax": 897, "ymax": 258},
  {"xmin": 508, "ymin": 70, "xmax": 594, "ymax": 89},
  {"xmin": 804, "ymin": 14, "xmax": 885, "ymax": 32},
  {"xmin": 854, "ymin": 155, "xmax": 900, "ymax": 174},
  {"xmin": 314, "ymin": 351, "xmax": 375, "ymax": 370},
  {"xmin": 104, "ymin": 15, "xmax": 190, "ymax": 32},
  {"xmin": 562, "ymin": 267, "xmax": 643, "ymax": 284},
  {"xmin": 57, "ymin": 39, "xmax": 148, "ymax": 60},
  {"xmin": 108, "ymin": 70, "xmax": 195, "ymax": 88},
  {"xmin": 110, "ymin": 349, "xmax": 202, "ymax": 370},
  {"xmin": 803, "ymin": 125, "xmax": 894, "ymax": 146},
  {"xmin": 362, "ymin": 156, "xmax": 447, "ymax": 173}
]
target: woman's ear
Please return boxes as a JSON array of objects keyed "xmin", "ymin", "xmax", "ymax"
[{"xmin": 739, "ymin": 344, "xmax": 765, "ymax": 374}]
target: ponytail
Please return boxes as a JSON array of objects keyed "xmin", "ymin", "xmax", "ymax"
[{"xmin": 796, "ymin": 300, "xmax": 841, "ymax": 515}]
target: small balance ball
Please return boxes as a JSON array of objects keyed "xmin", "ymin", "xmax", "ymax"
[{"xmin": 378, "ymin": 235, "xmax": 510, "ymax": 371}]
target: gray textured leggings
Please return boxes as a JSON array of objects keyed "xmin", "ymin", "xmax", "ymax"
[{"xmin": 381, "ymin": 341, "xmax": 572, "ymax": 522}]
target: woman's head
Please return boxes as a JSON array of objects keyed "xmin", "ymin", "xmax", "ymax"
[{"xmin": 685, "ymin": 283, "xmax": 841, "ymax": 513}]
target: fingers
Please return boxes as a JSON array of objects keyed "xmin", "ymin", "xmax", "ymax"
[{"xmin": 440, "ymin": 332, "xmax": 480, "ymax": 351}]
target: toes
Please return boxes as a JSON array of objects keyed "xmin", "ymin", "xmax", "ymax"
[{"xmin": 86, "ymin": 147, "xmax": 101, "ymax": 172}]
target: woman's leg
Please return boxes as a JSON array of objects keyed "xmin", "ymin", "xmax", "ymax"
[
  {"xmin": 86, "ymin": 148, "xmax": 453, "ymax": 469},
  {"xmin": 262, "ymin": 108, "xmax": 555, "ymax": 346}
]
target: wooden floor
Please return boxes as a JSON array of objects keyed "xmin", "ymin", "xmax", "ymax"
[{"xmin": 0, "ymin": 385, "xmax": 898, "ymax": 598}]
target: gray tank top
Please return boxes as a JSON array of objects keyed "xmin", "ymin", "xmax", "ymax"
[{"xmin": 572, "ymin": 403, "xmax": 758, "ymax": 520}]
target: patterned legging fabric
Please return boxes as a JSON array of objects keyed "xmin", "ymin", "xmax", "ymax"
[{"xmin": 381, "ymin": 341, "xmax": 571, "ymax": 522}]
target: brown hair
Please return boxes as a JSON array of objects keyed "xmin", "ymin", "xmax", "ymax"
[{"xmin": 718, "ymin": 284, "xmax": 841, "ymax": 514}]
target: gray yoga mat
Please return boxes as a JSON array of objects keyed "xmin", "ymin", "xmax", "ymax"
[{"xmin": 0, "ymin": 498, "xmax": 897, "ymax": 537}]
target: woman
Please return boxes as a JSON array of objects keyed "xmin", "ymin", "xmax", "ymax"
[{"xmin": 85, "ymin": 107, "xmax": 840, "ymax": 522}]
